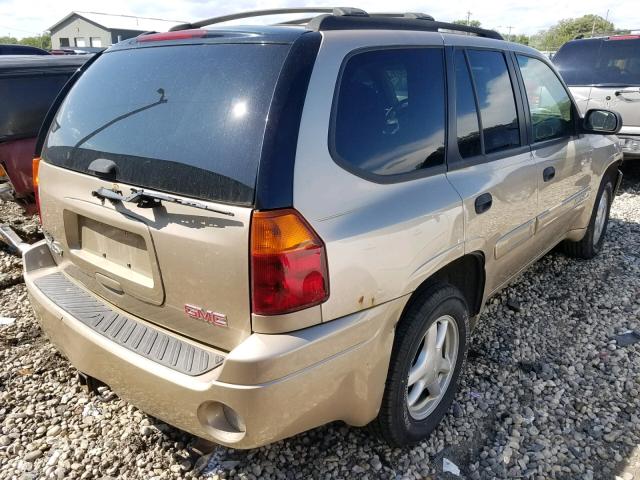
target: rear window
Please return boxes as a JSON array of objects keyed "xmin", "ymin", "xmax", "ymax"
[
  {"xmin": 554, "ymin": 38, "xmax": 640, "ymax": 86},
  {"xmin": 332, "ymin": 48, "xmax": 446, "ymax": 178},
  {"xmin": 44, "ymin": 44, "xmax": 290, "ymax": 205}
]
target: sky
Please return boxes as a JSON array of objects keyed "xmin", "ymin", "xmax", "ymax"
[{"xmin": 1, "ymin": 0, "xmax": 640, "ymax": 38}]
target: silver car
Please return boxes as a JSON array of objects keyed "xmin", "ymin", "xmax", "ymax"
[
  {"xmin": 24, "ymin": 7, "xmax": 623, "ymax": 448},
  {"xmin": 554, "ymin": 35, "xmax": 640, "ymax": 159}
]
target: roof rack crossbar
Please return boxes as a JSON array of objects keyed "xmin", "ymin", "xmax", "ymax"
[
  {"xmin": 275, "ymin": 11, "xmax": 435, "ymax": 26},
  {"xmin": 307, "ymin": 15, "xmax": 503, "ymax": 40},
  {"xmin": 170, "ymin": 7, "xmax": 366, "ymax": 31}
]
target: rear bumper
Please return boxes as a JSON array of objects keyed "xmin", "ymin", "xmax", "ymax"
[{"xmin": 24, "ymin": 241, "xmax": 404, "ymax": 448}]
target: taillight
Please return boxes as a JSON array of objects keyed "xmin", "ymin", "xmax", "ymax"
[
  {"xmin": 32, "ymin": 157, "xmax": 41, "ymax": 221},
  {"xmin": 250, "ymin": 209, "xmax": 329, "ymax": 316}
]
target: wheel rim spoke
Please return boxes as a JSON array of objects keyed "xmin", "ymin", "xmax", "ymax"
[
  {"xmin": 407, "ymin": 379, "xmax": 426, "ymax": 407},
  {"xmin": 408, "ymin": 349, "xmax": 428, "ymax": 386}
]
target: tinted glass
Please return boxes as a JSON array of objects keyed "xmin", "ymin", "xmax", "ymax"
[
  {"xmin": 455, "ymin": 50, "xmax": 482, "ymax": 158},
  {"xmin": 333, "ymin": 48, "xmax": 445, "ymax": 177},
  {"xmin": 517, "ymin": 55, "xmax": 573, "ymax": 142},
  {"xmin": 44, "ymin": 44, "xmax": 290, "ymax": 205},
  {"xmin": 554, "ymin": 38, "xmax": 640, "ymax": 86},
  {"xmin": 0, "ymin": 74, "xmax": 71, "ymax": 141},
  {"xmin": 467, "ymin": 50, "xmax": 520, "ymax": 154}
]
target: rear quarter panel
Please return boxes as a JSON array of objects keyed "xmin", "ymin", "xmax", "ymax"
[{"xmin": 293, "ymin": 31, "xmax": 465, "ymax": 322}]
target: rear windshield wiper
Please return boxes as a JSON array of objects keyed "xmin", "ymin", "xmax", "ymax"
[{"xmin": 92, "ymin": 186, "xmax": 235, "ymax": 216}]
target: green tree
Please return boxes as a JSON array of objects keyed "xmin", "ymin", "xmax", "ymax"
[
  {"xmin": 0, "ymin": 36, "xmax": 19, "ymax": 44},
  {"xmin": 453, "ymin": 19, "xmax": 481, "ymax": 28},
  {"xmin": 0, "ymin": 34, "xmax": 50, "ymax": 50},
  {"xmin": 510, "ymin": 34, "xmax": 530, "ymax": 46},
  {"xmin": 19, "ymin": 34, "xmax": 51, "ymax": 50},
  {"xmin": 531, "ymin": 15, "xmax": 616, "ymax": 51}
]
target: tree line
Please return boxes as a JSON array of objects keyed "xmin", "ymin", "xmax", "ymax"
[
  {"xmin": 0, "ymin": 34, "xmax": 51, "ymax": 50},
  {"xmin": 453, "ymin": 14, "xmax": 628, "ymax": 51}
]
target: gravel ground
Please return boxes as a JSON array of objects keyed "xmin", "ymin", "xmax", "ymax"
[{"xmin": 1, "ymin": 165, "xmax": 640, "ymax": 480}]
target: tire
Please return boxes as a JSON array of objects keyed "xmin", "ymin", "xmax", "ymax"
[
  {"xmin": 562, "ymin": 177, "xmax": 614, "ymax": 259},
  {"xmin": 371, "ymin": 284, "xmax": 469, "ymax": 447}
]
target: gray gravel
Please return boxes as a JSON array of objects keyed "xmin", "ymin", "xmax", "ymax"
[{"xmin": 1, "ymin": 165, "xmax": 640, "ymax": 480}]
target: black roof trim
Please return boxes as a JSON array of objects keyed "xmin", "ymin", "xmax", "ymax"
[{"xmin": 307, "ymin": 15, "xmax": 503, "ymax": 39}]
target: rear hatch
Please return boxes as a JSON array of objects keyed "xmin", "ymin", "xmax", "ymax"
[
  {"xmin": 554, "ymin": 37, "xmax": 640, "ymax": 129},
  {"xmin": 39, "ymin": 38, "xmax": 292, "ymax": 351}
]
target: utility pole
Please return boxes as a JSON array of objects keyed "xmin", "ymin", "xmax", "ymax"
[
  {"xmin": 466, "ymin": 10, "xmax": 472, "ymax": 26},
  {"xmin": 507, "ymin": 25, "xmax": 513, "ymax": 41}
]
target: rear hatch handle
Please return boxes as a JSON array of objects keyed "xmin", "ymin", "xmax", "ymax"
[
  {"xmin": 92, "ymin": 186, "xmax": 235, "ymax": 216},
  {"xmin": 615, "ymin": 87, "xmax": 640, "ymax": 97}
]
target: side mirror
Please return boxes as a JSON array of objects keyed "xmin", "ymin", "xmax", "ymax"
[{"xmin": 583, "ymin": 109, "xmax": 622, "ymax": 134}]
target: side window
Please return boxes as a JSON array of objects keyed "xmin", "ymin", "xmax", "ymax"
[
  {"xmin": 333, "ymin": 48, "xmax": 446, "ymax": 177},
  {"xmin": 455, "ymin": 50, "xmax": 482, "ymax": 158},
  {"xmin": 467, "ymin": 50, "xmax": 520, "ymax": 154},
  {"xmin": 517, "ymin": 55, "xmax": 574, "ymax": 142}
]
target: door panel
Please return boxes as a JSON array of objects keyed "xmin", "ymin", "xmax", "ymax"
[
  {"xmin": 446, "ymin": 46, "xmax": 538, "ymax": 294},
  {"xmin": 447, "ymin": 153, "xmax": 537, "ymax": 294},
  {"xmin": 515, "ymin": 54, "xmax": 593, "ymax": 250},
  {"xmin": 533, "ymin": 138, "xmax": 592, "ymax": 246}
]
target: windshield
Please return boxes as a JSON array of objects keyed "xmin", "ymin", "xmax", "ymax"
[
  {"xmin": 554, "ymin": 38, "xmax": 640, "ymax": 86},
  {"xmin": 44, "ymin": 43, "xmax": 290, "ymax": 205}
]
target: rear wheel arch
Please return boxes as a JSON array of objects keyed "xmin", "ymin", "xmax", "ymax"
[{"xmin": 401, "ymin": 252, "xmax": 486, "ymax": 323}]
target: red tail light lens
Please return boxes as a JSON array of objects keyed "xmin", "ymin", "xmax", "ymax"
[
  {"xmin": 32, "ymin": 157, "xmax": 41, "ymax": 221},
  {"xmin": 251, "ymin": 209, "xmax": 329, "ymax": 316}
]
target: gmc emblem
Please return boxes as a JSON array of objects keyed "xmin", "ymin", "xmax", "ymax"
[{"xmin": 184, "ymin": 304, "xmax": 228, "ymax": 328}]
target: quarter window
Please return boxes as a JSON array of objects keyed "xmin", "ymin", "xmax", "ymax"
[
  {"xmin": 467, "ymin": 50, "xmax": 520, "ymax": 154},
  {"xmin": 517, "ymin": 55, "xmax": 574, "ymax": 142},
  {"xmin": 455, "ymin": 50, "xmax": 482, "ymax": 158},
  {"xmin": 333, "ymin": 48, "xmax": 446, "ymax": 177}
]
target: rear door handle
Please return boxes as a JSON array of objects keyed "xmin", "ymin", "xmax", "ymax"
[
  {"xmin": 543, "ymin": 166, "xmax": 555, "ymax": 182},
  {"xmin": 474, "ymin": 192, "xmax": 493, "ymax": 214}
]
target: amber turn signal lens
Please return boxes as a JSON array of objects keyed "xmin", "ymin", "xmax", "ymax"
[{"xmin": 32, "ymin": 157, "xmax": 41, "ymax": 220}]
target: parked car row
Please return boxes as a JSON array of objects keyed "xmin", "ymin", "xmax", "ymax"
[
  {"xmin": 0, "ymin": 43, "xmax": 106, "ymax": 56},
  {"xmin": 0, "ymin": 7, "xmax": 634, "ymax": 451}
]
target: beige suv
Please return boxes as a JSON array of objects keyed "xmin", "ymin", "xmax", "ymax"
[{"xmin": 24, "ymin": 7, "xmax": 623, "ymax": 448}]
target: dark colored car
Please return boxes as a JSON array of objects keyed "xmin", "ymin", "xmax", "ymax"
[
  {"xmin": 50, "ymin": 47, "xmax": 105, "ymax": 55},
  {"xmin": 0, "ymin": 44, "xmax": 50, "ymax": 56},
  {"xmin": 0, "ymin": 55, "xmax": 89, "ymax": 213}
]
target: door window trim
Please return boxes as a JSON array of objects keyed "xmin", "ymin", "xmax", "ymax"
[
  {"xmin": 328, "ymin": 45, "xmax": 447, "ymax": 184},
  {"xmin": 446, "ymin": 46, "xmax": 529, "ymax": 172}
]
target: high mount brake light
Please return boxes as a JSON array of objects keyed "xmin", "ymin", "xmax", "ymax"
[
  {"xmin": 608, "ymin": 35, "xmax": 640, "ymax": 41},
  {"xmin": 138, "ymin": 29, "xmax": 208, "ymax": 42},
  {"xmin": 32, "ymin": 157, "xmax": 41, "ymax": 221},
  {"xmin": 250, "ymin": 209, "xmax": 329, "ymax": 316}
]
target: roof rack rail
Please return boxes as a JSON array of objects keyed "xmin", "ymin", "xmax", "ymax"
[
  {"xmin": 169, "ymin": 7, "xmax": 365, "ymax": 31},
  {"xmin": 171, "ymin": 7, "xmax": 503, "ymax": 40}
]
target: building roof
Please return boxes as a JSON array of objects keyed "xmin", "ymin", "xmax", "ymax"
[{"xmin": 49, "ymin": 11, "xmax": 185, "ymax": 33}]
